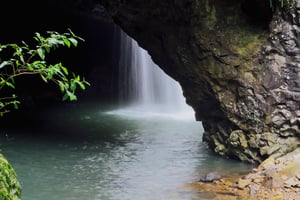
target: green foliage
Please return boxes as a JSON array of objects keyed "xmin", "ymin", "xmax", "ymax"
[
  {"xmin": 0, "ymin": 29, "xmax": 90, "ymax": 116},
  {"xmin": 0, "ymin": 154, "xmax": 21, "ymax": 200}
]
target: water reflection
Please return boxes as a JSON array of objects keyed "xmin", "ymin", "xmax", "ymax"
[{"xmin": 0, "ymin": 103, "xmax": 252, "ymax": 200}]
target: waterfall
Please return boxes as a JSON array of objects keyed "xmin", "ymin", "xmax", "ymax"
[{"xmin": 110, "ymin": 29, "xmax": 194, "ymax": 120}]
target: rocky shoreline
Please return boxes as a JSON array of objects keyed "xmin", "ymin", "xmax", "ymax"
[{"xmin": 184, "ymin": 148, "xmax": 300, "ymax": 200}]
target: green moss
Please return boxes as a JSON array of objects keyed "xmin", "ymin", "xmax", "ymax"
[
  {"xmin": 0, "ymin": 154, "xmax": 21, "ymax": 200},
  {"xmin": 227, "ymin": 29, "xmax": 267, "ymax": 60},
  {"xmin": 204, "ymin": 0, "xmax": 217, "ymax": 30}
]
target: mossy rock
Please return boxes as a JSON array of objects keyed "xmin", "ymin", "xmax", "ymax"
[{"xmin": 0, "ymin": 153, "xmax": 21, "ymax": 200}]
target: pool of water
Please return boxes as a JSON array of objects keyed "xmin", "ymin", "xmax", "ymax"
[{"xmin": 0, "ymin": 102, "xmax": 253, "ymax": 200}]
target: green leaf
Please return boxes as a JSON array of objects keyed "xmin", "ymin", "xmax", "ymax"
[
  {"xmin": 68, "ymin": 28, "xmax": 75, "ymax": 36},
  {"xmin": 58, "ymin": 81, "xmax": 66, "ymax": 92},
  {"xmin": 77, "ymin": 81, "xmax": 86, "ymax": 90},
  {"xmin": 62, "ymin": 93, "xmax": 69, "ymax": 101},
  {"xmin": 0, "ymin": 61, "xmax": 8, "ymax": 69},
  {"xmin": 45, "ymin": 46, "xmax": 51, "ymax": 53},
  {"xmin": 60, "ymin": 65, "xmax": 68, "ymax": 75},
  {"xmin": 70, "ymin": 81, "xmax": 77, "ymax": 91},
  {"xmin": 34, "ymin": 32, "xmax": 42, "ymax": 42},
  {"xmin": 5, "ymin": 81, "xmax": 15, "ymax": 89},
  {"xmin": 40, "ymin": 74, "xmax": 48, "ymax": 83},
  {"xmin": 0, "ymin": 44, "xmax": 7, "ymax": 51},
  {"xmin": 51, "ymin": 64, "xmax": 65, "ymax": 77},
  {"xmin": 69, "ymin": 38, "xmax": 78, "ymax": 47},
  {"xmin": 37, "ymin": 48, "xmax": 45, "ymax": 60},
  {"xmin": 19, "ymin": 54, "xmax": 25, "ymax": 64},
  {"xmin": 63, "ymin": 38, "xmax": 71, "ymax": 48},
  {"xmin": 27, "ymin": 64, "xmax": 34, "ymax": 71},
  {"xmin": 67, "ymin": 90, "xmax": 77, "ymax": 101},
  {"xmin": 48, "ymin": 38, "xmax": 60, "ymax": 46},
  {"xmin": 13, "ymin": 101, "xmax": 20, "ymax": 109}
]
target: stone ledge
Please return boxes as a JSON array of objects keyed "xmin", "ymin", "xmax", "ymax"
[{"xmin": 182, "ymin": 148, "xmax": 300, "ymax": 200}]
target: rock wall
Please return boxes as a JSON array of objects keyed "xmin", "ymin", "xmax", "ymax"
[{"xmin": 95, "ymin": 0, "xmax": 300, "ymax": 163}]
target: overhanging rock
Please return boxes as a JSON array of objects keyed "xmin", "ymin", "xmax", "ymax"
[{"xmin": 91, "ymin": 0, "xmax": 300, "ymax": 163}]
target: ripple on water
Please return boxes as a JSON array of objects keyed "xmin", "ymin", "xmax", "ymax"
[{"xmin": 0, "ymin": 105, "xmax": 253, "ymax": 200}]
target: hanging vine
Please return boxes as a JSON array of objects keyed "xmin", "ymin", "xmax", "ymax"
[{"xmin": 269, "ymin": 0, "xmax": 285, "ymax": 10}]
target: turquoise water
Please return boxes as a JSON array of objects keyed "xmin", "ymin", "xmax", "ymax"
[{"xmin": 0, "ymin": 103, "xmax": 253, "ymax": 200}]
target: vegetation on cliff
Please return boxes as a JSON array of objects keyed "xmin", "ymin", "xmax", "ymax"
[
  {"xmin": 0, "ymin": 154, "xmax": 21, "ymax": 200},
  {"xmin": 0, "ymin": 29, "xmax": 90, "ymax": 117}
]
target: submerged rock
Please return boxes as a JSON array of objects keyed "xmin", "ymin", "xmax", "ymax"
[{"xmin": 199, "ymin": 172, "xmax": 221, "ymax": 182}]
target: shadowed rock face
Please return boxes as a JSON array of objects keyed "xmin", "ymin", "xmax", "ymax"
[
  {"xmin": 48, "ymin": 0, "xmax": 300, "ymax": 163},
  {"xmin": 93, "ymin": 0, "xmax": 300, "ymax": 163}
]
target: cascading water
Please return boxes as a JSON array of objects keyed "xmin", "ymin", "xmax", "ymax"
[{"xmin": 110, "ymin": 29, "xmax": 194, "ymax": 120}]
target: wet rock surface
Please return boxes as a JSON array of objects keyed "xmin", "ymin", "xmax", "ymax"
[
  {"xmin": 185, "ymin": 148, "xmax": 300, "ymax": 199},
  {"xmin": 200, "ymin": 172, "xmax": 222, "ymax": 182}
]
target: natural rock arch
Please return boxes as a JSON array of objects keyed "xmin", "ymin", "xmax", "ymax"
[{"xmin": 95, "ymin": 0, "xmax": 300, "ymax": 163}]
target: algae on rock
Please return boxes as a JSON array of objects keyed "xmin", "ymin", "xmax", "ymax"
[{"xmin": 0, "ymin": 153, "xmax": 21, "ymax": 200}]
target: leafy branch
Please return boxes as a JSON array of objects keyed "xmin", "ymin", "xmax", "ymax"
[{"xmin": 0, "ymin": 29, "xmax": 90, "ymax": 116}]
